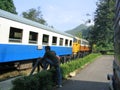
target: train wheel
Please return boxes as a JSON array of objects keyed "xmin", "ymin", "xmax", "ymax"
[
  {"xmin": 67, "ymin": 55, "xmax": 72, "ymax": 62},
  {"xmin": 60, "ymin": 56, "xmax": 66, "ymax": 64},
  {"xmin": 77, "ymin": 52, "xmax": 81, "ymax": 58},
  {"xmin": 63, "ymin": 56, "xmax": 67, "ymax": 63}
]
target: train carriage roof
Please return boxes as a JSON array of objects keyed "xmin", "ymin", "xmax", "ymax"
[{"xmin": 0, "ymin": 9, "xmax": 73, "ymax": 38}]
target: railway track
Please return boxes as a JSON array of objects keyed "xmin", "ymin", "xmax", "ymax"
[
  {"xmin": 0, "ymin": 60, "xmax": 36, "ymax": 80},
  {"xmin": 0, "ymin": 67, "xmax": 33, "ymax": 81}
]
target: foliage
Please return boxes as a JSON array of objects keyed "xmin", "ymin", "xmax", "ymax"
[
  {"xmin": 89, "ymin": 0, "xmax": 115, "ymax": 51},
  {"xmin": 65, "ymin": 24, "xmax": 90, "ymax": 39},
  {"xmin": 75, "ymin": 32, "xmax": 82, "ymax": 38},
  {"xmin": 12, "ymin": 70, "xmax": 54, "ymax": 90},
  {"xmin": 22, "ymin": 7, "xmax": 47, "ymax": 25},
  {"xmin": 0, "ymin": 0, "xmax": 17, "ymax": 14}
]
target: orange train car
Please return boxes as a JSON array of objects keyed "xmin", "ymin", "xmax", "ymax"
[{"xmin": 72, "ymin": 37, "xmax": 91, "ymax": 58}]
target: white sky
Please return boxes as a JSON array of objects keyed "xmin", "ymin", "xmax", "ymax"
[{"xmin": 13, "ymin": 0, "xmax": 98, "ymax": 31}]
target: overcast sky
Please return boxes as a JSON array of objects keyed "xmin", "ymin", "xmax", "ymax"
[{"xmin": 13, "ymin": 0, "xmax": 98, "ymax": 31}]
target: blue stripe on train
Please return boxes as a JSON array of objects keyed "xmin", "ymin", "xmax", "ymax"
[{"xmin": 0, "ymin": 44, "xmax": 72, "ymax": 63}]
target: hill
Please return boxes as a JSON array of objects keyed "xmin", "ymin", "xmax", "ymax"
[{"xmin": 65, "ymin": 24, "xmax": 90, "ymax": 38}]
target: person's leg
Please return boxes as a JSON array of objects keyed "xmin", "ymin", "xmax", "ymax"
[
  {"xmin": 42, "ymin": 60, "xmax": 49, "ymax": 70},
  {"xmin": 56, "ymin": 66, "xmax": 62, "ymax": 87},
  {"xmin": 46, "ymin": 58, "xmax": 54, "ymax": 65},
  {"xmin": 42, "ymin": 58, "xmax": 54, "ymax": 69}
]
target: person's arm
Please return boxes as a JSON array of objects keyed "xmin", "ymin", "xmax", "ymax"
[{"xmin": 56, "ymin": 55, "xmax": 61, "ymax": 64}]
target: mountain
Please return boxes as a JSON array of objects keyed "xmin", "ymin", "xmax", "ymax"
[{"xmin": 65, "ymin": 24, "xmax": 90, "ymax": 38}]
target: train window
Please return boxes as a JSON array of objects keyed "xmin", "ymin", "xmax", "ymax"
[
  {"xmin": 69, "ymin": 40, "xmax": 72, "ymax": 46},
  {"xmin": 42, "ymin": 34, "xmax": 49, "ymax": 45},
  {"xmin": 52, "ymin": 36, "xmax": 57, "ymax": 45},
  {"xmin": 65, "ymin": 39, "xmax": 68, "ymax": 46},
  {"xmin": 9, "ymin": 27, "xmax": 23, "ymax": 43},
  {"xmin": 29, "ymin": 31, "xmax": 38, "ymax": 44},
  {"xmin": 59, "ymin": 38, "xmax": 63, "ymax": 46}
]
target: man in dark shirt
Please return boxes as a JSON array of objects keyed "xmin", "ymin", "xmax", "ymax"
[
  {"xmin": 42, "ymin": 46, "xmax": 62, "ymax": 88},
  {"xmin": 43, "ymin": 46, "xmax": 59, "ymax": 67}
]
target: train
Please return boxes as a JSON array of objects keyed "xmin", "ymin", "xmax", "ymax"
[
  {"xmin": 72, "ymin": 37, "xmax": 90, "ymax": 58},
  {"xmin": 0, "ymin": 9, "xmax": 91, "ymax": 70}
]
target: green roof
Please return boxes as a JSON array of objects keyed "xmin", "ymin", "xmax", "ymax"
[{"xmin": 0, "ymin": 9, "xmax": 73, "ymax": 38}]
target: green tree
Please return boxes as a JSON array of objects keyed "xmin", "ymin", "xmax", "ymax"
[
  {"xmin": 0, "ymin": 0, "xmax": 17, "ymax": 14},
  {"xmin": 22, "ymin": 7, "xmax": 47, "ymax": 25},
  {"xmin": 90, "ymin": 0, "xmax": 115, "ymax": 51},
  {"xmin": 75, "ymin": 32, "xmax": 82, "ymax": 38}
]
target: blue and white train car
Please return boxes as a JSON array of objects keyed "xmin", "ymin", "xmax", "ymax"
[{"xmin": 0, "ymin": 9, "xmax": 73, "ymax": 67}]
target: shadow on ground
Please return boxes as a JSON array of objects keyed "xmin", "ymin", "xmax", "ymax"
[{"xmin": 56, "ymin": 79, "xmax": 109, "ymax": 90}]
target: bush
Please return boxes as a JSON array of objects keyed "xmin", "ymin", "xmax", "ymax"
[
  {"xmin": 12, "ymin": 76, "xmax": 39, "ymax": 90},
  {"xmin": 12, "ymin": 70, "xmax": 54, "ymax": 90}
]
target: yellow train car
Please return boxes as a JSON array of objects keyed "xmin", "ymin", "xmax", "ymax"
[{"xmin": 72, "ymin": 37, "xmax": 90, "ymax": 58}]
